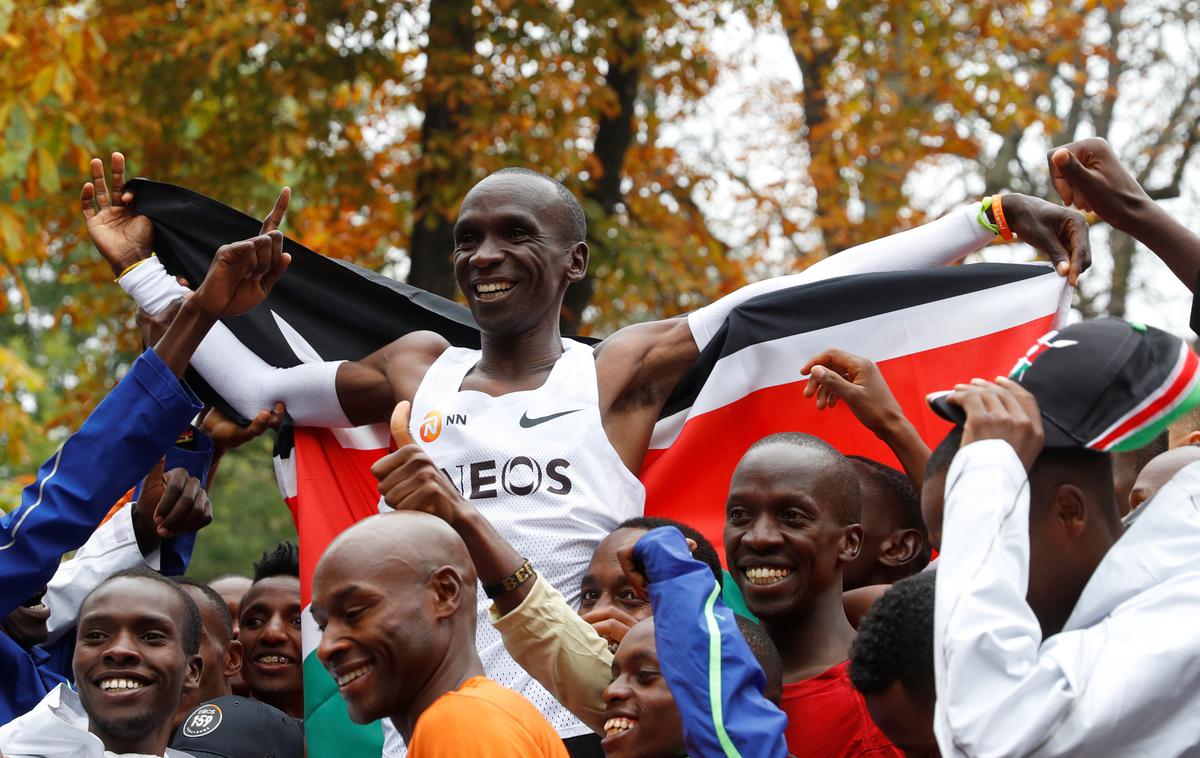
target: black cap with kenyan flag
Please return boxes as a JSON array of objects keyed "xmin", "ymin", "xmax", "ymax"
[{"xmin": 927, "ymin": 318, "xmax": 1200, "ymax": 451}]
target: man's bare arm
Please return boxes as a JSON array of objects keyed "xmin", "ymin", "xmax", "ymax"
[
  {"xmin": 337, "ymin": 331, "xmax": 449, "ymax": 426},
  {"xmin": 594, "ymin": 318, "xmax": 700, "ymax": 472}
]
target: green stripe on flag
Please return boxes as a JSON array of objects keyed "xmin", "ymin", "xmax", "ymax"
[{"xmin": 304, "ymin": 652, "xmax": 385, "ymax": 756}]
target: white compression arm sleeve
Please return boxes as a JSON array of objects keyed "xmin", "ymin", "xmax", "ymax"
[
  {"xmin": 687, "ymin": 202, "xmax": 997, "ymax": 350},
  {"xmin": 119, "ymin": 258, "xmax": 352, "ymax": 427}
]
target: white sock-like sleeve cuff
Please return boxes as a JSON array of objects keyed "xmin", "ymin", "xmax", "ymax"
[{"xmin": 118, "ymin": 256, "xmax": 190, "ymax": 315}]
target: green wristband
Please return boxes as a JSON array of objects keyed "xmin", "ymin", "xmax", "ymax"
[{"xmin": 977, "ymin": 196, "xmax": 1000, "ymax": 235}]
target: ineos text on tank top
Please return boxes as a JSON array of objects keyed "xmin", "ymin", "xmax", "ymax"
[{"xmin": 408, "ymin": 339, "xmax": 645, "ymax": 738}]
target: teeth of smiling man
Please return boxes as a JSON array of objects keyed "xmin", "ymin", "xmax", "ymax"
[
  {"xmin": 604, "ymin": 717, "xmax": 636, "ymax": 736},
  {"xmin": 476, "ymin": 282, "xmax": 512, "ymax": 294},
  {"xmin": 336, "ymin": 664, "xmax": 374, "ymax": 687},
  {"xmin": 257, "ymin": 655, "xmax": 292, "ymax": 665},
  {"xmin": 26, "ymin": 603, "xmax": 46, "ymax": 612},
  {"xmin": 744, "ymin": 567, "xmax": 794, "ymax": 585},
  {"xmin": 99, "ymin": 678, "xmax": 144, "ymax": 691}
]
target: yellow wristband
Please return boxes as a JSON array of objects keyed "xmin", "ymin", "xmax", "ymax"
[{"xmin": 115, "ymin": 254, "xmax": 155, "ymax": 282}]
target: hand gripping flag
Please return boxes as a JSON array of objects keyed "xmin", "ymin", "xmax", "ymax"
[{"xmin": 129, "ymin": 179, "xmax": 1068, "ymax": 754}]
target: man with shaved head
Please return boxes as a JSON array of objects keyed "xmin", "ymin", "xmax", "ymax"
[
  {"xmin": 1127, "ymin": 444, "xmax": 1200, "ymax": 513},
  {"xmin": 312, "ymin": 511, "xmax": 566, "ymax": 756}
]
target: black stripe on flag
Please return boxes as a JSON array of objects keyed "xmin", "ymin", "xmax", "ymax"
[{"xmin": 661, "ymin": 264, "xmax": 1053, "ymax": 418}]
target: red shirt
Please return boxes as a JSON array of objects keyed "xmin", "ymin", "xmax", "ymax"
[{"xmin": 781, "ymin": 661, "xmax": 902, "ymax": 757}]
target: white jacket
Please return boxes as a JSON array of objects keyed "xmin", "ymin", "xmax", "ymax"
[
  {"xmin": 0, "ymin": 684, "xmax": 192, "ymax": 758},
  {"xmin": 934, "ymin": 440, "xmax": 1200, "ymax": 757}
]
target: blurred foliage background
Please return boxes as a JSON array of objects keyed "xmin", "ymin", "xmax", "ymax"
[{"xmin": 3, "ymin": 0, "xmax": 1198, "ymax": 575}]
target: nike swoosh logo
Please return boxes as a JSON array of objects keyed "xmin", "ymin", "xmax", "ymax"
[{"xmin": 519, "ymin": 409, "xmax": 583, "ymax": 428}]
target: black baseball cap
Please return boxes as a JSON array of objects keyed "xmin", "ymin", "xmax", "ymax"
[
  {"xmin": 170, "ymin": 696, "xmax": 303, "ymax": 758},
  {"xmin": 927, "ymin": 318, "xmax": 1200, "ymax": 451}
]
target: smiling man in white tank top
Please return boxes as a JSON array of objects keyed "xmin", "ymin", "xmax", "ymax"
[{"xmin": 88, "ymin": 152, "xmax": 1092, "ymax": 753}]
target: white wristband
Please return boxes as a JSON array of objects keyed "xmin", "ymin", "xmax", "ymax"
[{"xmin": 118, "ymin": 256, "xmax": 190, "ymax": 315}]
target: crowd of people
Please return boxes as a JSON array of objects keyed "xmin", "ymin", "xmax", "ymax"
[{"xmin": 1, "ymin": 135, "xmax": 1198, "ymax": 758}]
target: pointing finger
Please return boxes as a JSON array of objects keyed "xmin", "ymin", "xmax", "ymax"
[{"xmin": 261, "ymin": 187, "xmax": 291, "ymax": 233}]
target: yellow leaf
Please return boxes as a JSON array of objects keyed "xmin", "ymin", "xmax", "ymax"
[
  {"xmin": 0, "ymin": 206, "xmax": 22, "ymax": 258},
  {"xmin": 54, "ymin": 61, "xmax": 75, "ymax": 102},
  {"xmin": 37, "ymin": 147, "xmax": 60, "ymax": 194},
  {"xmin": 31, "ymin": 64, "xmax": 56, "ymax": 101}
]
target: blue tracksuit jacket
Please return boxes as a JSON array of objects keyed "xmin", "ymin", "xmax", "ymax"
[
  {"xmin": 0, "ymin": 348, "xmax": 204, "ymax": 725},
  {"xmin": 636, "ymin": 527, "xmax": 789, "ymax": 758}
]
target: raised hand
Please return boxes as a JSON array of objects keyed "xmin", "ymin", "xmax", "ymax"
[
  {"xmin": 1047, "ymin": 137, "xmax": 1151, "ymax": 228},
  {"xmin": 190, "ymin": 231, "xmax": 290, "ymax": 318},
  {"xmin": 81, "ymin": 152, "xmax": 153, "ymax": 277},
  {"xmin": 801, "ymin": 348, "xmax": 931, "ymax": 486},
  {"xmin": 947, "ymin": 377, "xmax": 1045, "ymax": 471},
  {"xmin": 371, "ymin": 401, "xmax": 472, "ymax": 527},
  {"xmin": 801, "ymin": 349, "xmax": 904, "ymax": 432},
  {"xmin": 998, "ymin": 193, "xmax": 1092, "ymax": 287},
  {"xmin": 134, "ymin": 461, "xmax": 214, "ymax": 548}
]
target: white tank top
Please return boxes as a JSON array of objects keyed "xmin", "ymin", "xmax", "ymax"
[{"xmin": 408, "ymin": 338, "xmax": 646, "ymax": 738}]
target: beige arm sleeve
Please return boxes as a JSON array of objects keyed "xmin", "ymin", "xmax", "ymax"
[{"xmin": 490, "ymin": 573, "xmax": 613, "ymax": 734}]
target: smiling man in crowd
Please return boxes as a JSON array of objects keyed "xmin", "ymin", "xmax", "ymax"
[
  {"xmin": 237, "ymin": 542, "xmax": 303, "ymax": 719},
  {"xmin": 724, "ymin": 432, "xmax": 901, "ymax": 756},
  {"xmin": 0, "ymin": 568, "xmax": 202, "ymax": 757},
  {"xmin": 312, "ymin": 510, "xmax": 567, "ymax": 756}
]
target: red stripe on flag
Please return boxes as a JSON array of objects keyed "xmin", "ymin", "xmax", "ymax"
[
  {"xmin": 641, "ymin": 315, "xmax": 1055, "ymax": 563},
  {"xmin": 291, "ymin": 428, "xmax": 389, "ymax": 606},
  {"xmin": 1091, "ymin": 346, "xmax": 1200, "ymax": 451}
]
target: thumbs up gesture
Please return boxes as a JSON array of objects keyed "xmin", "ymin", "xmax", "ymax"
[{"xmin": 371, "ymin": 400, "xmax": 472, "ymax": 527}]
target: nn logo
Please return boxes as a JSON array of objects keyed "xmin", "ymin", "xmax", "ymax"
[{"xmin": 419, "ymin": 410, "xmax": 467, "ymax": 443}]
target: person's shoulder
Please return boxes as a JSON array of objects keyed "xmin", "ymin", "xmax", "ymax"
[
  {"xmin": 387, "ymin": 330, "xmax": 452, "ymax": 361},
  {"xmin": 365, "ymin": 330, "xmax": 451, "ymax": 377},
  {"xmin": 594, "ymin": 317, "xmax": 690, "ymax": 360},
  {"xmin": 413, "ymin": 679, "xmax": 565, "ymax": 755}
]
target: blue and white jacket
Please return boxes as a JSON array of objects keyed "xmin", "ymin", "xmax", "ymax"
[{"xmin": 636, "ymin": 527, "xmax": 789, "ymax": 758}]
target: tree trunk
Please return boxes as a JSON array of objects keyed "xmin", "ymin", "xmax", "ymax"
[
  {"xmin": 408, "ymin": 0, "xmax": 477, "ymax": 298},
  {"xmin": 1107, "ymin": 230, "xmax": 1135, "ymax": 319},
  {"xmin": 780, "ymin": 5, "xmax": 850, "ymax": 254},
  {"xmin": 561, "ymin": 8, "xmax": 643, "ymax": 334}
]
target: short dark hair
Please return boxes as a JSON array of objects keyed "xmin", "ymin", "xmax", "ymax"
[
  {"xmin": 736, "ymin": 616, "xmax": 783, "ymax": 706},
  {"xmin": 172, "ymin": 576, "xmax": 234, "ymax": 641},
  {"xmin": 492, "ymin": 166, "xmax": 587, "ymax": 243},
  {"xmin": 849, "ymin": 456, "xmax": 930, "ymax": 571},
  {"xmin": 746, "ymin": 432, "xmax": 861, "ymax": 524},
  {"xmin": 253, "ymin": 542, "xmax": 300, "ymax": 583},
  {"xmin": 83, "ymin": 568, "xmax": 202, "ymax": 657},
  {"xmin": 848, "ymin": 570, "xmax": 936, "ymax": 705},
  {"xmin": 617, "ymin": 516, "xmax": 723, "ymax": 584},
  {"xmin": 927, "ymin": 426, "xmax": 964, "ymax": 480}
]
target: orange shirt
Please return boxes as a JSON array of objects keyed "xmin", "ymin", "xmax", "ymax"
[{"xmin": 407, "ymin": 676, "xmax": 568, "ymax": 758}]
